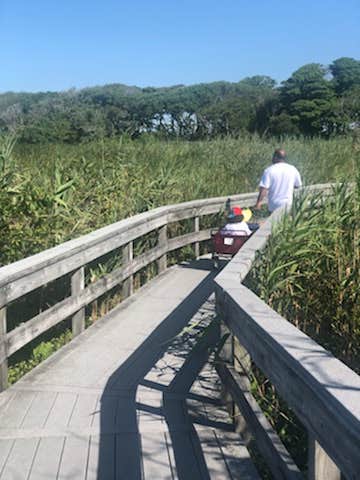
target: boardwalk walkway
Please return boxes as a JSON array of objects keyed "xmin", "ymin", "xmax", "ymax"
[{"xmin": 0, "ymin": 259, "xmax": 260, "ymax": 479}]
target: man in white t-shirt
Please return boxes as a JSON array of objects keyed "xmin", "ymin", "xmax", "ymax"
[{"xmin": 255, "ymin": 149, "xmax": 302, "ymax": 212}]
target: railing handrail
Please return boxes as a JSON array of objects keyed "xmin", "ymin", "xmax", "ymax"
[
  {"xmin": 215, "ymin": 187, "xmax": 360, "ymax": 479},
  {"xmin": 0, "ymin": 189, "xmax": 262, "ymax": 389},
  {"xmin": 0, "ymin": 181, "xmax": 357, "ymax": 476},
  {"xmin": 0, "ymin": 182, "xmax": 334, "ymax": 304},
  {"xmin": 0, "ymin": 191, "xmax": 258, "ymax": 308}
]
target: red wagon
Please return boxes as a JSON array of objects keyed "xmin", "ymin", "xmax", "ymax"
[{"xmin": 211, "ymin": 223, "xmax": 259, "ymax": 269}]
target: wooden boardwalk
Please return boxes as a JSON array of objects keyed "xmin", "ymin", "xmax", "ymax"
[{"xmin": 0, "ymin": 260, "xmax": 260, "ymax": 479}]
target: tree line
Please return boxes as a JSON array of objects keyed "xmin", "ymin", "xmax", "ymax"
[{"xmin": 0, "ymin": 57, "xmax": 359, "ymax": 143}]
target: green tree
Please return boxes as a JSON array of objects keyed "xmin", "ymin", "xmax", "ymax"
[
  {"xmin": 330, "ymin": 57, "xmax": 360, "ymax": 95},
  {"xmin": 279, "ymin": 63, "xmax": 336, "ymax": 135}
]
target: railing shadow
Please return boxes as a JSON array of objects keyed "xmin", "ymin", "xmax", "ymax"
[{"xmin": 97, "ymin": 261, "xmax": 220, "ymax": 479}]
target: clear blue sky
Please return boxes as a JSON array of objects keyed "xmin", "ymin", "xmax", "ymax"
[{"xmin": 1, "ymin": 0, "xmax": 359, "ymax": 93}]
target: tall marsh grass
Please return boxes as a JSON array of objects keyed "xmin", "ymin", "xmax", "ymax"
[
  {"xmin": 245, "ymin": 182, "xmax": 360, "ymax": 471},
  {"xmin": 247, "ymin": 183, "xmax": 360, "ymax": 372},
  {"xmin": 2, "ymin": 134, "xmax": 358, "ymax": 265}
]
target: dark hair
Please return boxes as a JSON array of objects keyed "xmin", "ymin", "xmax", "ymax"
[
  {"xmin": 229, "ymin": 214, "xmax": 244, "ymax": 223},
  {"xmin": 273, "ymin": 148, "xmax": 286, "ymax": 163}
]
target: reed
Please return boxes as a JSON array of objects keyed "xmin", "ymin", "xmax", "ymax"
[
  {"xmin": 2, "ymin": 134, "xmax": 357, "ymax": 266},
  {"xmin": 247, "ymin": 182, "xmax": 360, "ymax": 371}
]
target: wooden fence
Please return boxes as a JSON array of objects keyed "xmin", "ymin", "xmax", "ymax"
[
  {"xmin": 0, "ymin": 191, "xmax": 257, "ymax": 391},
  {"xmin": 1, "ymin": 183, "xmax": 359, "ymax": 479},
  {"xmin": 215, "ymin": 205, "xmax": 360, "ymax": 480}
]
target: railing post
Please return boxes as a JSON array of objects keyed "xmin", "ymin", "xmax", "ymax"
[
  {"xmin": 233, "ymin": 337, "xmax": 251, "ymax": 442},
  {"xmin": 0, "ymin": 307, "xmax": 8, "ymax": 392},
  {"xmin": 122, "ymin": 241, "xmax": 134, "ymax": 299},
  {"xmin": 71, "ymin": 267, "xmax": 85, "ymax": 337},
  {"xmin": 308, "ymin": 435, "xmax": 341, "ymax": 480},
  {"xmin": 194, "ymin": 216, "xmax": 200, "ymax": 259},
  {"xmin": 216, "ymin": 288, "xmax": 250, "ymax": 441},
  {"xmin": 219, "ymin": 322, "xmax": 234, "ymax": 415},
  {"xmin": 157, "ymin": 225, "xmax": 168, "ymax": 273}
]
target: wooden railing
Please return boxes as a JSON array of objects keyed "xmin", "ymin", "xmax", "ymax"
[
  {"xmin": 1, "ymin": 183, "xmax": 358, "ymax": 479},
  {"xmin": 0, "ymin": 191, "xmax": 257, "ymax": 391},
  {"xmin": 215, "ymin": 205, "xmax": 360, "ymax": 480}
]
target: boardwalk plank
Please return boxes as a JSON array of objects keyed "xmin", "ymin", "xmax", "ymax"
[
  {"xmin": 44, "ymin": 392, "xmax": 77, "ymax": 428},
  {"xmin": 57, "ymin": 435, "xmax": 89, "ymax": 480},
  {"xmin": 0, "ymin": 391, "xmax": 36, "ymax": 428},
  {"xmin": 68, "ymin": 393, "xmax": 98, "ymax": 428},
  {"xmin": 0, "ymin": 439, "xmax": 14, "ymax": 473},
  {"xmin": 165, "ymin": 430, "xmax": 204, "ymax": 479},
  {"xmin": 0, "ymin": 264, "xmax": 260, "ymax": 479},
  {"xmin": 216, "ymin": 430, "xmax": 261, "ymax": 480},
  {"xmin": 21, "ymin": 392, "xmax": 57, "ymax": 429},
  {"xmin": 86, "ymin": 434, "xmax": 115, "ymax": 480},
  {"xmin": 116, "ymin": 396, "xmax": 138, "ymax": 431},
  {"xmin": 91, "ymin": 395, "xmax": 117, "ymax": 433},
  {"xmin": 142, "ymin": 432, "xmax": 173, "ymax": 480},
  {"xmin": 164, "ymin": 432, "xmax": 178, "ymax": 480},
  {"xmin": 196, "ymin": 427, "xmax": 234, "ymax": 479},
  {"xmin": 28, "ymin": 437, "xmax": 64, "ymax": 480},
  {"xmin": 0, "ymin": 438, "xmax": 39, "ymax": 480},
  {"xmin": 115, "ymin": 432, "xmax": 142, "ymax": 480}
]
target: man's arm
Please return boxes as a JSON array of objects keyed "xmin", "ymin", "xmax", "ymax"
[{"xmin": 255, "ymin": 186, "xmax": 268, "ymax": 210}]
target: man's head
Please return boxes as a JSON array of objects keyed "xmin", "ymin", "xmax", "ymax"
[{"xmin": 272, "ymin": 149, "xmax": 286, "ymax": 163}]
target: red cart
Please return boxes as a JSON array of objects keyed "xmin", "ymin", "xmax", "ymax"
[{"xmin": 211, "ymin": 223, "xmax": 259, "ymax": 269}]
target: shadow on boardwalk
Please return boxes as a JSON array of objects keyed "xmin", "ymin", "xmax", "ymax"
[{"xmin": 97, "ymin": 259, "xmax": 227, "ymax": 479}]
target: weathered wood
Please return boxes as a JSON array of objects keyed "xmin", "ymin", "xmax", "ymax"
[
  {"xmin": 0, "ymin": 212, "xmax": 168, "ymax": 308},
  {"xmin": 122, "ymin": 242, "xmax": 133, "ymax": 299},
  {"xmin": 167, "ymin": 229, "xmax": 211, "ymax": 253},
  {"xmin": 5, "ymin": 245, "xmax": 168, "ymax": 357},
  {"xmin": 5, "ymin": 230, "xmax": 211, "ymax": 358},
  {"xmin": 0, "ymin": 439, "xmax": 14, "ymax": 473},
  {"xmin": 194, "ymin": 216, "xmax": 200, "ymax": 258},
  {"xmin": 219, "ymin": 323, "xmax": 232, "ymax": 364},
  {"xmin": 1, "ymin": 232, "xmax": 217, "ymax": 363},
  {"xmin": 214, "ymin": 190, "xmax": 360, "ymax": 479},
  {"xmin": 216, "ymin": 282, "xmax": 360, "ymax": 480},
  {"xmin": 216, "ymin": 363, "xmax": 303, "ymax": 480},
  {"xmin": 142, "ymin": 432, "xmax": 174, "ymax": 479},
  {"xmin": 0, "ymin": 391, "xmax": 36, "ymax": 428},
  {"xmin": 44, "ymin": 392, "xmax": 78, "ymax": 428},
  {"xmin": 28, "ymin": 437, "xmax": 65, "ymax": 480},
  {"xmin": 0, "ymin": 251, "xmax": 340, "ymax": 479},
  {"xmin": 233, "ymin": 337, "xmax": 251, "ymax": 440},
  {"xmin": 57, "ymin": 435, "xmax": 90, "ymax": 479},
  {"xmin": 218, "ymin": 322, "xmax": 234, "ymax": 417},
  {"xmin": 0, "ymin": 438, "xmax": 40, "ymax": 479},
  {"xmin": 308, "ymin": 436, "xmax": 341, "ymax": 480},
  {"xmin": 157, "ymin": 225, "xmax": 168, "ymax": 273},
  {"xmin": 214, "ymin": 430, "xmax": 262, "ymax": 480},
  {"xmin": 0, "ymin": 308, "xmax": 7, "ymax": 392},
  {"xmin": 0, "ymin": 184, "xmax": 332, "ymax": 309},
  {"xmin": 71, "ymin": 267, "xmax": 85, "ymax": 337},
  {"xmin": 0, "ymin": 191, "xmax": 260, "ymax": 308},
  {"xmin": 86, "ymin": 435, "xmax": 115, "ymax": 480}
]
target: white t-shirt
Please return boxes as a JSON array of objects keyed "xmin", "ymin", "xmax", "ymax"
[
  {"xmin": 259, "ymin": 162, "xmax": 302, "ymax": 212},
  {"xmin": 221, "ymin": 221, "xmax": 252, "ymax": 236}
]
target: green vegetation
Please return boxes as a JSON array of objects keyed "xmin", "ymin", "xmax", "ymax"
[
  {"xmin": 0, "ymin": 57, "xmax": 359, "ymax": 142},
  {"xmin": 245, "ymin": 182, "xmax": 360, "ymax": 471},
  {"xmin": 8, "ymin": 331, "xmax": 72, "ymax": 385},
  {"xmin": 247, "ymin": 184, "xmax": 360, "ymax": 372},
  {"xmin": 2, "ymin": 54, "xmax": 359, "ymax": 473},
  {"xmin": 1, "ymin": 134, "xmax": 359, "ymax": 266}
]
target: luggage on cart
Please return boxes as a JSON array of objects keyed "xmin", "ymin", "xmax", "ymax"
[{"xmin": 211, "ymin": 206, "xmax": 259, "ymax": 268}]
